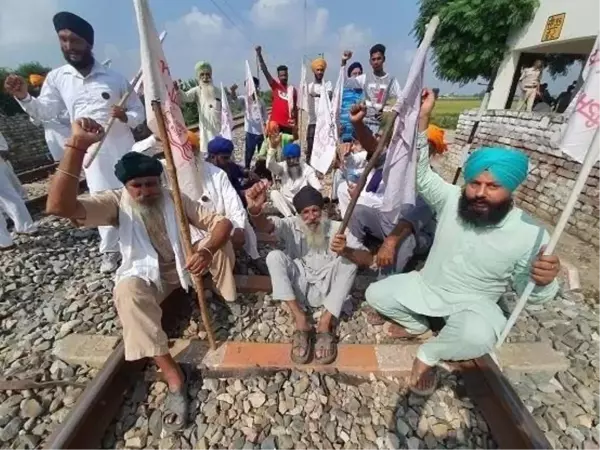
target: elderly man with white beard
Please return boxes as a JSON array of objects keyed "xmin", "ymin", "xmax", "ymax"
[
  {"xmin": 247, "ymin": 183, "xmax": 374, "ymax": 365},
  {"xmin": 46, "ymin": 118, "xmax": 236, "ymax": 431},
  {"xmin": 176, "ymin": 61, "xmax": 221, "ymax": 154},
  {"xmin": 266, "ymin": 140, "xmax": 321, "ymax": 217}
]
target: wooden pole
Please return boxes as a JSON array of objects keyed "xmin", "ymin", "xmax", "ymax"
[
  {"xmin": 150, "ymin": 100, "xmax": 217, "ymax": 351},
  {"xmin": 338, "ymin": 112, "xmax": 397, "ymax": 233}
]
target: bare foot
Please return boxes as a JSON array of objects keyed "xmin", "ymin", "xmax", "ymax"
[
  {"xmin": 384, "ymin": 323, "xmax": 432, "ymax": 339},
  {"xmin": 410, "ymin": 358, "xmax": 437, "ymax": 395},
  {"xmin": 363, "ymin": 306, "xmax": 386, "ymax": 326}
]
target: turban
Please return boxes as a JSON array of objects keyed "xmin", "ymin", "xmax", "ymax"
[
  {"xmin": 53, "ymin": 12, "xmax": 94, "ymax": 46},
  {"xmin": 265, "ymin": 121, "xmax": 280, "ymax": 136},
  {"xmin": 293, "ymin": 185, "xmax": 324, "ymax": 213},
  {"xmin": 195, "ymin": 61, "xmax": 212, "ymax": 77},
  {"xmin": 427, "ymin": 125, "xmax": 447, "ymax": 154},
  {"xmin": 282, "ymin": 142, "xmax": 301, "ymax": 159},
  {"xmin": 463, "ymin": 147, "xmax": 529, "ymax": 192},
  {"xmin": 29, "ymin": 74, "xmax": 45, "ymax": 88},
  {"xmin": 207, "ymin": 136, "xmax": 233, "ymax": 155},
  {"xmin": 347, "ymin": 62, "xmax": 362, "ymax": 78},
  {"xmin": 311, "ymin": 57, "xmax": 327, "ymax": 72},
  {"xmin": 114, "ymin": 152, "xmax": 163, "ymax": 185},
  {"xmin": 187, "ymin": 131, "xmax": 200, "ymax": 149}
]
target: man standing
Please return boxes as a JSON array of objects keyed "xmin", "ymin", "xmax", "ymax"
[
  {"xmin": 518, "ymin": 59, "xmax": 543, "ymax": 112},
  {"xmin": 267, "ymin": 141, "xmax": 321, "ymax": 217},
  {"xmin": 46, "ymin": 118, "xmax": 235, "ymax": 430},
  {"xmin": 256, "ymin": 46, "xmax": 297, "ymax": 136},
  {"xmin": 0, "ymin": 131, "xmax": 37, "ymax": 249},
  {"xmin": 364, "ymin": 89, "xmax": 561, "ymax": 395},
  {"xmin": 229, "ymin": 78, "xmax": 267, "ymax": 169},
  {"xmin": 246, "ymin": 183, "xmax": 373, "ymax": 365},
  {"xmin": 4, "ymin": 11, "xmax": 145, "ymax": 273},
  {"xmin": 176, "ymin": 62, "xmax": 221, "ymax": 154},
  {"xmin": 306, "ymin": 56, "xmax": 333, "ymax": 162},
  {"xmin": 357, "ymin": 44, "xmax": 401, "ymax": 134}
]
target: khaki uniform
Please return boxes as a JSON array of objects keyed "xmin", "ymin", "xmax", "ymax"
[{"xmin": 76, "ymin": 190, "xmax": 236, "ymax": 360}]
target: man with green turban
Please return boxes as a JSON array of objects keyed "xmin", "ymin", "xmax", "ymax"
[
  {"xmin": 176, "ymin": 61, "xmax": 221, "ymax": 154},
  {"xmin": 356, "ymin": 89, "xmax": 562, "ymax": 397}
]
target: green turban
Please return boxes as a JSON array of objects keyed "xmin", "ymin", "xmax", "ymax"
[{"xmin": 195, "ymin": 61, "xmax": 212, "ymax": 78}]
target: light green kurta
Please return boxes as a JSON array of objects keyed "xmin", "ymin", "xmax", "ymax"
[{"xmin": 367, "ymin": 132, "xmax": 559, "ymax": 338}]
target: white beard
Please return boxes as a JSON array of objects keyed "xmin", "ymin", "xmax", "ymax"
[
  {"xmin": 298, "ymin": 218, "xmax": 328, "ymax": 252},
  {"xmin": 198, "ymin": 82, "xmax": 217, "ymax": 107}
]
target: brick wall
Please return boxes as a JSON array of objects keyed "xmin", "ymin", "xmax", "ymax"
[
  {"xmin": 0, "ymin": 112, "xmax": 53, "ymax": 173},
  {"xmin": 435, "ymin": 109, "xmax": 599, "ymax": 246}
]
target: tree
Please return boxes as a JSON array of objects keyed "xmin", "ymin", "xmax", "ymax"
[{"xmin": 0, "ymin": 61, "xmax": 52, "ymax": 116}]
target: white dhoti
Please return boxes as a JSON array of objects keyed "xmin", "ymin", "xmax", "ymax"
[
  {"xmin": 270, "ymin": 190, "xmax": 295, "ymax": 217},
  {"xmin": 0, "ymin": 159, "xmax": 37, "ymax": 247}
]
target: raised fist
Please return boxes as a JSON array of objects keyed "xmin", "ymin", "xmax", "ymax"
[
  {"xmin": 70, "ymin": 118, "xmax": 105, "ymax": 150},
  {"xmin": 349, "ymin": 102, "xmax": 367, "ymax": 124},
  {"xmin": 4, "ymin": 74, "xmax": 28, "ymax": 100}
]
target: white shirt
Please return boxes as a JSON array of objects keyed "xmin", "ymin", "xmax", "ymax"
[
  {"xmin": 356, "ymin": 73, "xmax": 401, "ymax": 112},
  {"xmin": 17, "ymin": 60, "xmax": 145, "ymax": 191},
  {"xmin": 307, "ymin": 80, "xmax": 333, "ymax": 124},
  {"xmin": 236, "ymin": 95, "xmax": 267, "ymax": 136},
  {"xmin": 267, "ymin": 150, "xmax": 322, "ymax": 202},
  {"xmin": 0, "ymin": 131, "xmax": 7, "ymax": 152}
]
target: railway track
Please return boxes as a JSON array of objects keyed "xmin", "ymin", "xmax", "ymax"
[{"xmin": 13, "ymin": 109, "xmax": 550, "ymax": 449}]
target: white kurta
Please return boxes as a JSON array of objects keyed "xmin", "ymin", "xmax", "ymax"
[
  {"xmin": 266, "ymin": 150, "xmax": 322, "ymax": 207},
  {"xmin": 30, "ymin": 112, "xmax": 71, "ymax": 162},
  {"xmin": 16, "ymin": 60, "xmax": 145, "ymax": 192},
  {"xmin": 0, "ymin": 132, "xmax": 26, "ymax": 200},
  {"xmin": 179, "ymin": 85, "xmax": 221, "ymax": 154}
]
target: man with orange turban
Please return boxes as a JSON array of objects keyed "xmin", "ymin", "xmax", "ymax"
[
  {"xmin": 426, "ymin": 125, "xmax": 447, "ymax": 154},
  {"xmin": 306, "ymin": 56, "xmax": 332, "ymax": 161}
]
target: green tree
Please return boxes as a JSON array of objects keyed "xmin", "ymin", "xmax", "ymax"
[
  {"xmin": 0, "ymin": 61, "xmax": 51, "ymax": 116},
  {"xmin": 178, "ymin": 78, "xmax": 199, "ymax": 126}
]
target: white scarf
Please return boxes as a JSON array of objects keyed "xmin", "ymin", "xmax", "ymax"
[{"xmin": 116, "ymin": 190, "xmax": 190, "ymax": 291}]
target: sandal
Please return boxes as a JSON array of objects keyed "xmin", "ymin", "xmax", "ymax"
[
  {"xmin": 409, "ymin": 367, "xmax": 438, "ymax": 397},
  {"xmin": 162, "ymin": 373, "xmax": 189, "ymax": 432},
  {"xmin": 314, "ymin": 332, "xmax": 338, "ymax": 365},
  {"xmin": 363, "ymin": 306, "xmax": 386, "ymax": 326},
  {"xmin": 290, "ymin": 330, "xmax": 313, "ymax": 364}
]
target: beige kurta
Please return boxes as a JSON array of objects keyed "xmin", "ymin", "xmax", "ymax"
[
  {"xmin": 76, "ymin": 190, "xmax": 236, "ymax": 360},
  {"xmin": 179, "ymin": 86, "xmax": 221, "ymax": 154}
]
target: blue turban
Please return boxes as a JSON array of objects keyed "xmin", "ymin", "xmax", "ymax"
[
  {"xmin": 207, "ymin": 136, "xmax": 233, "ymax": 155},
  {"xmin": 463, "ymin": 147, "xmax": 529, "ymax": 192},
  {"xmin": 282, "ymin": 142, "xmax": 301, "ymax": 159}
]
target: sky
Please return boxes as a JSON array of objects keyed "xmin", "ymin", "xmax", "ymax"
[{"xmin": 0, "ymin": 0, "xmax": 487, "ymax": 95}]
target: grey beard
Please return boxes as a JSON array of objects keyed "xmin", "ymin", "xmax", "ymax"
[
  {"xmin": 130, "ymin": 192, "xmax": 165, "ymax": 225},
  {"xmin": 199, "ymin": 82, "xmax": 216, "ymax": 104},
  {"xmin": 288, "ymin": 165, "xmax": 303, "ymax": 180},
  {"xmin": 299, "ymin": 218, "xmax": 328, "ymax": 252}
]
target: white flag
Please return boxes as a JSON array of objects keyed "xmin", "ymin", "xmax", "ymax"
[
  {"xmin": 132, "ymin": 30, "xmax": 167, "ymax": 96},
  {"xmin": 310, "ymin": 83, "xmax": 337, "ymax": 174},
  {"xmin": 220, "ymin": 83, "xmax": 233, "ymax": 140},
  {"xmin": 299, "ymin": 62, "xmax": 309, "ymax": 112},
  {"xmin": 244, "ymin": 60, "xmax": 263, "ymax": 126},
  {"xmin": 245, "ymin": 60, "xmax": 256, "ymax": 99},
  {"xmin": 331, "ymin": 65, "xmax": 345, "ymax": 131},
  {"xmin": 132, "ymin": 0, "xmax": 202, "ymax": 201},
  {"xmin": 380, "ymin": 16, "xmax": 439, "ymax": 214},
  {"xmin": 560, "ymin": 36, "xmax": 599, "ymax": 163}
]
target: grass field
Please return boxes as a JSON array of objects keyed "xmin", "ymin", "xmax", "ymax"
[{"xmin": 430, "ymin": 97, "xmax": 481, "ymax": 129}]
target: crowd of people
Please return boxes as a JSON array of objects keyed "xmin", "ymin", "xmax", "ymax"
[{"xmin": 1, "ymin": 11, "xmax": 563, "ymax": 431}]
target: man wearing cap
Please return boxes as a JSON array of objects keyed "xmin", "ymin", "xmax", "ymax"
[
  {"xmin": 306, "ymin": 57, "xmax": 333, "ymax": 162},
  {"xmin": 176, "ymin": 62, "xmax": 221, "ymax": 154},
  {"xmin": 46, "ymin": 118, "xmax": 236, "ymax": 431},
  {"xmin": 246, "ymin": 182, "xmax": 374, "ymax": 365},
  {"xmin": 4, "ymin": 11, "xmax": 145, "ymax": 273},
  {"xmin": 364, "ymin": 89, "xmax": 561, "ymax": 396},
  {"xmin": 267, "ymin": 141, "xmax": 321, "ymax": 217}
]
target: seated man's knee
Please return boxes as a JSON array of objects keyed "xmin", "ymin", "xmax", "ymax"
[
  {"xmin": 365, "ymin": 281, "xmax": 387, "ymax": 311},
  {"xmin": 460, "ymin": 314, "xmax": 496, "ymax": 353},
  {"xmin": 266, "ymin": 249, "xmax": 287, "ymax": 268}
]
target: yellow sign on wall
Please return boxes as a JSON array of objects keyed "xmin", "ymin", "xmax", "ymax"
[{"xmin": 542, "ymin": 13, "xmax": 566, "ymax": 42}]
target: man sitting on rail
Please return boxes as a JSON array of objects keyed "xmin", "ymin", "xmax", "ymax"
[
  {"xmin": 247, "ymin": 183, "xmax": 374, "ymax": 365},
  {"xmin": 46, "ymin": 118, "xmax": 237, "ymax": 431},
  {"xmin": 266, "ymin": 140, "xmax": 321, "ymax": 217},
  {"xmin": 354, "ymin": 89, "xmax": 561, "ymax": 396}
]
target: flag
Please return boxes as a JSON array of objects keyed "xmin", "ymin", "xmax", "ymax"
[
  {"xmin": 132, "ymin": 30, "xmax": 167, "ymax": 96},
  {"xmin": 220, "ymin": 83, "xmax": 233, "ymax": 140},
  {"xmin": 380, "ymin": 16, "xmax": 439, "ymax": 214},
  {"xmin": 560, "ymin": 36, "xmax": 599, "ymax": 163},
  {"xmin": 244, "ymin": 60, "xmax": 264, "ymax": 126},
  {"xmin": 299, "ymin": 62, "xmax": 309, "ymax": 112},
  {"xmin": 132, "ymin": 0, "xmax": 202, "ymax": 200},
  {"xmin": 310, "ymin": 83, "xmax": 337, "ymax": 174},
  {"xmin": 331, "ymin": 65, "xmax": 344, "ymax": 132}
]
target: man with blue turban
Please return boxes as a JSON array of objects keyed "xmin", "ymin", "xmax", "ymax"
[
  {"xmin": 266, "ymin": 140, "xmax": 321, "ymax": 217},
  {"xmin": 363, "ymin": 89, "xmax": 561, "ymax": 396},
  {"xmin": 176, "ymin": 61, "xmax": 221, "ymax": 154}
]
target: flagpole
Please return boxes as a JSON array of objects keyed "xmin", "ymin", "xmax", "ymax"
[
  {"xmin": 151, "ymin": 100, "xmax": 218, "ymax": 351},
  {"xmin": 496, "ymin": 128, "xmax": 599, "ymax": 348},
  {"xmin": 338, "ymin": 112, "xmax": 398, "ymax": 233}
]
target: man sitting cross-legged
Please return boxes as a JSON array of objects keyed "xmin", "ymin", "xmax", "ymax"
[
  {"xmin": 246, "ymin": 182, "xmax": 374, "ymax": 365},
  {"xmin": 361, "ymin": 89, "xmax": 561, "ymax": 396},
  {"xmin": 46, "ymin": 118, "xmax": 236, "ymax": 431}
]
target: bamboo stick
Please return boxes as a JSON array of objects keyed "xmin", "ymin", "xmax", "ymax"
[{"xmin": 150, "ymin": 100, "xmax": 217, "ymax": 351}]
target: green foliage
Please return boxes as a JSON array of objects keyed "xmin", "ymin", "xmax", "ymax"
[
  {"xmin": 545, "ymin": 53, "xmax": 586, "ymax": 78},
  {"xmin": 413, "ymin": 0, "xmax": 539, "ymax": 84},
  {"xmin": 179, "ymin": 78, "xmax": 199, "ymax": 126},
  {"xmin": 0, "ymin": 61, "xmax": 52, "ymax": 116}
]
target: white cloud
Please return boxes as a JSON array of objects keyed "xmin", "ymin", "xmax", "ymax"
[{"xmin": 0, "ymin": 0, "xmax": 59, "ymax": 48}]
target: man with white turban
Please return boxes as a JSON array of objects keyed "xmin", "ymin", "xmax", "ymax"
[
  {"xmin": 306, "ymin": 57, "xmax": 332, "ymax": 162},
  {"xmin": 177, "ymin": 61, "xmax": 221, "ymax": 154}
]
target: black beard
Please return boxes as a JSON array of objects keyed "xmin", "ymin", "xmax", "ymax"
[
  {"xmin": 62, "ymin": 50, "xmax": 94, "ymax": 71},
  {"xmin": 458, "ymin": 191, "xmax": 513, "ymax": 227},
  {"xmin": 288, "ymin": 164, "xmax": 302, "ymax": 180}
]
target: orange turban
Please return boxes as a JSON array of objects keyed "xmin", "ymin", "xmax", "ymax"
[
  {"xmin": 29, "ymin": 74, "xmax": 45, "ymax": 87},
  {"xmin": 311, "ymin": 57, "xmax": 327, "ymax": 72},
  {"xmin": 265, "ymin": 121, "xmax": 280, "ymax": 136},
  {"xmin": 427, "ymin": 125, "xmax": 447, "ymax": 154},
  {"xmin": 187, "ymin": 130, "xmax": 200, "ymax": 150}
]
